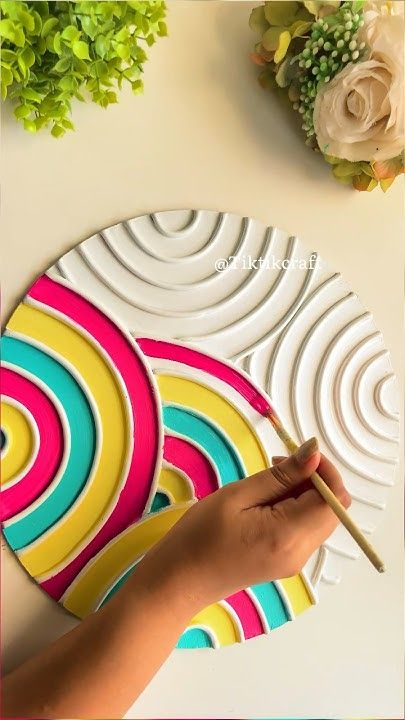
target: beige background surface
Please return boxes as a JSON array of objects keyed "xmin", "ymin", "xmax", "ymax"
[{"xmin": 1, "ymin": 2, "xmax": 403, "ymax": 718}]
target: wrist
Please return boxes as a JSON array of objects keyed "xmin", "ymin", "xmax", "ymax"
[{"xmin": 125, "ymin": 551, "xmax": 201, "ymax": 627}]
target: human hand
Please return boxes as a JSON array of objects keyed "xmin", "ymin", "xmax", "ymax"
[{"xmin": 138, "ymin": 437, "xmax": 351, "ymax": 620}]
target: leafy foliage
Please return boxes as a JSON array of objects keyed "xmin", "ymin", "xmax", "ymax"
[{"xmin": 0, "ymin": 1, "xmax": 167, "ymax": 136}]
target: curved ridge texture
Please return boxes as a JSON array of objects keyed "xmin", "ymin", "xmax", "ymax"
[{"xmin": 1, "ymin": 209, "xmax": 398, "ymax": 647}]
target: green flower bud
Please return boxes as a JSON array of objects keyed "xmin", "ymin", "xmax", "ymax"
[
  {"xmin": 342, "ymin": 52, "xmax": 349, "ymax": 63},
  {"xmin": 345, "ymin": 20, "xmax": 353, "ymax": 30},
  {"xmin": 349, "ymin": 40, "xmax": 357, "ymax": 51},
  {"xmin": 305, "ymin": 58, "xmax": 312, "ymax": 68},
  {"xmin": 312, "ymin": 66, "xmax": 319, "ymax": 75},
  {"xmin": 352, "ymin": 50, "xmax": 359, "ymax": 60},
  {"xmin": 337, "ymin": 39, "xmax": 344, "ymax": 48}
]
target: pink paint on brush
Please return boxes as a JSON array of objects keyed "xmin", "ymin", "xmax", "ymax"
[
  {"xmin": 225, "ymin": 590, "xmax": 266, "ymax": 639},
  {"xmin": 28, "ymin": 276, "xmax": 160, "ymax": 599},
  {"xmin": 1, "ymin": 368, "xmax": 64, "ymax": 521},
  {"xmin": 164, "ymin": 435, "xmax": 219, "ymax": 500},
  {"xmin": 137, "ymin": 337, "xmax": 271, "ymax": 415}
]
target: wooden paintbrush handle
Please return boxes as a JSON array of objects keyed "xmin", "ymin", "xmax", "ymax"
[
  {"xmin": 308, "ymin": 468, "xmax": 385, "ymax": 573},
  {"xmin": 269, "ymin": 419, "xmax": 386, "ymax": 573}
]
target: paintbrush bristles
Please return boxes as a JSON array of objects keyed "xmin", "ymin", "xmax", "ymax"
[{"xmin": 265, "ymin": 412, "xmax": 386, "ymax": 574}]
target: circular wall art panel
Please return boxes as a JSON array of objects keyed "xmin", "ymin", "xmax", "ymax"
[{"xmin": 1, "ymin": 210, "xmax": 399, "ymax": 649}]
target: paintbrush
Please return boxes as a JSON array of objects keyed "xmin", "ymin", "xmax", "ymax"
[{"xmin": 255, "ymin": 400, "xmax": 386, "ymax": 574}]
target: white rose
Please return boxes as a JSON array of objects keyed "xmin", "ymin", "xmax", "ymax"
[
  {"xmin": 363, "ymin": 0, "xmax": 404, "ymax": 19},
  {"xmin": 313, "ymin": 12, "xmax": 404, "ymax": 162}
]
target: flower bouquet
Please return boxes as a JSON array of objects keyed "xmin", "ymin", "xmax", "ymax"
[{"xmin": 250, "ymin": 1, "xmax": 404, "ymax": 191}]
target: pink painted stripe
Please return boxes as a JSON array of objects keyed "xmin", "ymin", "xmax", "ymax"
[
  {"xmin": 1, "ymin": 368, "xmax": 64, "ymax": 521},
  {"xmin": 225, "ymin": 590, "xmax": 265, "ymax": 640},
  {"xmin": 28, "ymin": 275, "xmax": 160, "ymax": 599},
  {"xmin": 137, "ymin": 337, "xmax": 271, "ymax": 415},
  {"xmin": 164, "ymin": 435, "xmax": 219, "ymax": 500}
]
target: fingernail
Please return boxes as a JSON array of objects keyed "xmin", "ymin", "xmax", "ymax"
[
  {"xmin": 271, "ymin": 455, "xmax": 286, "ymax": 465},
  {"xmin": 295, "ymin": 437, "xmax": 318, "ymax": 464}
]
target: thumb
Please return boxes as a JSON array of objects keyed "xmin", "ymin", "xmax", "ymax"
[{"xmin": 233, "ymin": 437, "xmax": 320, "ymax": 508}]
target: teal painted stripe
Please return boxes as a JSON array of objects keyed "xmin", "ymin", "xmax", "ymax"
[
  {"xmin": 250, "ymin": 581, "xmax": 290, "ymax": 630},
  {"xmin": 149, "ymin": 490, "xmax": 170, "ymax": 513},
  {"xmin": 2, "ymin": 334, "xmax": 96, "ymax": 549},
  {"xmin": 100, "ymin": 561, "xmax": 140, "ymax": 608},
  {"xmin": 177, "ymin": 627, "xmax": 213, "ymax": 649},
  {"xmin": 163, "ymin": 405, "xmax": 245, "ymax": 485}
]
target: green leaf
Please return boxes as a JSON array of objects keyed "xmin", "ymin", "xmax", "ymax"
[
  {"xmin": 158, "ymin": 21, "xmax": 167, "ymax": 37},
  {"xmin": 14, "ymin": 103, "xmax": 32, "ymax": 119},
  {"xmin": 80, "ymin": 16, "xmax": 97, "ymax": 40},
  {"xmin": 40, "ymin": 17, "xmax": 59, "ymax": 38},
  {"xmin": 18, "ymin": 10, "xmax": 34, "ymax": 32},
  {"xmin": 17, "ymin": 53, "xmax": 27, "ymax": 78},
  {"xmin": 61, "ymin": 117, "xmax": 74, "ymax": 130},
  {"xmin": 0, "ymin": 18, "xmax": 17, "ymax": 42},
  {"xmin": 1, "ymin": 49, "xmax": 17, "ymax": 63},
  {"xmin": 249, "ymin": 6, "xmax": 269, "ymax": 34},
  {"xmin": 290, "ymin": 20, "xmax": 312, "ymax": 38},
  {"xmin": 23, "ymin": 118, "xmax": 37, "ymax": 133},
  {"xmin": 115, "ymin": 26, "xmax": 129, "ymax": 42},
  {"xmin": 53, "ymin": 56, "xmax": 71, "ymax": 73},
  {"xmin": 95, "ymin": 34, "xmax": 109, "ymax": 58},
  {"xmin": 264, "ymin": 1, "xmax": 298, "ymax": 27},
  {"xmin": 380, "ymin": 177, "xmax": 395, "ymax": 193},
  {"xmin": 0, "ymin": 0, "xmax": 167, "ymax": 137},
  {"xmin": 72, "ymin": 39, "xmax": 90, "ymax": 60},
  {"xmin": 51, "ymin": 123, "xmax": 65, "ymax": 138},
  {"xmin": 21, "ymin": 46, "xmax": 35, "ymax": 68},
  {"xmin": 115, "ymin": 43, "xmax": 130, "ymax": 59},
  {"xmin": 53, "ymin": 31, "xmax": 62, "ymax": 54},
  {"xmin": 58, "ymin": 75, "xmax": 77, "ymax": 92},
  {"xmin": 21, "ymin": 86, "xmax": 42, "ymax": 102},
  {"xmin": 333, "ymin": 161, "xmax": 359, "ymax": 179},
  {"xmin": 0, "ymin": 65, "xmax": 13, "ymax": 86},
  {"xmin": 262, "ymin": 26, "xmax": 282, "ymax": 52},
  {"xmin": 13, "ymin": 25, "xmax": 26, "ymax": 48},
  {"xmin": 131, "ymin": 78, "xmax": 143, "ymax": 93},
  {"xmin": 275, "ymin": 54, "xmax": 295, "ymax": 87},
  {"xmin": 62, "ymin": 25, "xmax": 81, "ymax": 42}
]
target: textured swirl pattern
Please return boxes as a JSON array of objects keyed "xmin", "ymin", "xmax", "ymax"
[
  {"xmin": 1, "ymin": 209, "xmax": 398, "ymax": 645},
  {"xmin": 1, "ymin": 281, "xmax": 315, "ymax": 648}
]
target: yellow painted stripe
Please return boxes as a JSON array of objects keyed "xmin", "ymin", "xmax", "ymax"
[
  {"xmin": 156, "ymin": 375, "xmax": 267, "ymax": 476},
  {"xmin": 280, "ymin": 575, "xmax": 314, "ymax": 615},
  {"xmin": 158, "ymin": 374, "xmax": 312, "ymax": 618},
  {"xmin": 1, "ymin": 402, "xmax": 34, "ymax": 485},
  {"xmin": 158, "ymin": 467, "xmax": 194, "ymax": 503},
  {"xmin": 8, "ymin": 302, "xmax": 130, "ymax": 577},
  {"xmin": 63, "ymin": 504, "xmax": 190, "ymax": 618},
  {"xmin": 188, "ymin": 602, "xmax": 242, "ymax": 647}
]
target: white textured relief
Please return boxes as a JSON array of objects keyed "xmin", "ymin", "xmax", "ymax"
[{"xmin": 49, "ymin": 209, "xmax": 399, "ymax": 593}]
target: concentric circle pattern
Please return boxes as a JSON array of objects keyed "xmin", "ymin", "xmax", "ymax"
[{"xmin": 1, "ymin": 210, "xmax": 398, "ymax": 648}]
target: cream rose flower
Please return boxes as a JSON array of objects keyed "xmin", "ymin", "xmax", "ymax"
[{"xmin": 313, "ymin": 12, "xmax": 404, "ymax": 162}]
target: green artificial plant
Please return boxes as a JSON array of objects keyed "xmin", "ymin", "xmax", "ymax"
[{"xmin": 0, "ymin": 1, "xmax": 167, "ymax": 136}]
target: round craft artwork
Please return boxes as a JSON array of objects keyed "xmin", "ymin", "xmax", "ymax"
[{"xmin": 1, "ymin": 210, "xmax": 399, "ymax": 649}]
